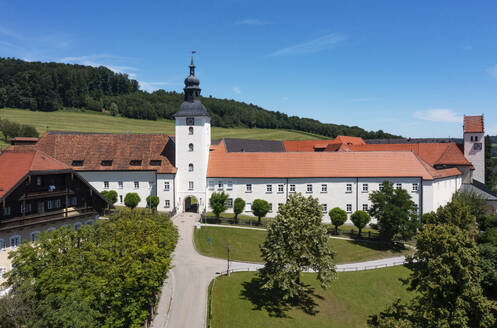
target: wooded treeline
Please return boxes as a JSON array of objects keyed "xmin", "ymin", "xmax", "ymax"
[{"xmin": 0, "ymin": 58, "xmax": 399, "ymax": 139}]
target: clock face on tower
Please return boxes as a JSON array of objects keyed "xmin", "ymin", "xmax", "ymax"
[{"xmin": 186, "ymin": 117, "xmax": 195, "ymax": 126}]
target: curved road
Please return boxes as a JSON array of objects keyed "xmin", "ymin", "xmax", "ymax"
[{"xmin": 152, "ymin": 212, "xmax": 408, "ymax": 328}]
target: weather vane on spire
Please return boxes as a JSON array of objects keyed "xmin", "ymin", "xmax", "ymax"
[{"xmin": 190, "ymin": 51, "xmax": 196, "ymax": 74}]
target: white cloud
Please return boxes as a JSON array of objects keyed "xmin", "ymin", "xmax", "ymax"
[
  {"xmin": 413, "ymin": 109, "xmax": 463, "ymax": 123},
  {"xmin": 232, "ymin": 86, "xmax": 241, "ymax": 94},
  {"xmin": 487, "ymin": 65, "xmax": 497, "ymax": 78},
  {"xmin": 235, "ymin": 18, "xmax": 271, "ymax": 26},
  {"xmin": 269, "ymin": 33, "xmax": 347, "ymax": 56}
]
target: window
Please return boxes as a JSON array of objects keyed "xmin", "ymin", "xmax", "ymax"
[
  {"xmin": 189, "ymin": 181, "xmax": 194, "ymax": 190},
  {"xmin": 379, "ymin": 184, "xmax": 385, "ymax": 191},
  {"xmin": 72, "ymin": 160, "xmax": 84, "ymax": 166},
  {"xmin": 101, "ymin": 160, "xmax": 113, "ymax": 166},
  {"xmin": 189, "ymin": 127, "xmax": 194, "ymax": 135},
  {"xmin": 475, "ymin": 136, "xmax": 479, "ymax": 141},
  {"xmin": 118, "ymin": 181, "xmax": 123, "ymax": 189},
  {"xmin": 278, "ymin": 184, "xmax": 284, "ymax": 193},
  {"xmin": 189, "ymin": 163, "xmax": 194, "ymax": 172},
  {"xmin": 3, "ymin": 206, "xmax": 11, "ymax": 216},
  {"xmin": 30, "ymin": 231, "xmax": 40, "ymax": 242},
  {"xmin": 306, "ymin": 184, "xmax": 313, "ymax": 193},
  {"xmin": 134, "ymin": 181, "xmax": 139, "ymax": 189},
  {"xmin": 36, "ymin": 176, "xmax": 42, "ymax": 186},
  {"xmin": 321, "ymin": 184, "xmax": 327, "ymax": 193},
  {"xmin": 164, "ymin": 181, "xmax": 170, "ymax": 191},
  {"xmin": 130, "ymin": 160, "xmax": 142, "ymax": 166},
  {"xmin": 165, "ymin": 200, "xmax": 170, "ymax": 208},
  {"xmin": 10, "ymin": 235, "xmax": 21, "ymax": 248},
  {"xmin": 246, "ymin": 203, "xmax": 252, "ymax": 212},
  {"xmin": 227, "ymin": 181, "xmax": 233, "ymax": 190},
  {"xmin": 474, "ymin": 143, "xmax": 482, "ymax": 150},
  {"xmin": 269, "ymin": 203, "xmax": 273, "ymax": 212},
  {"xmin": 47, "ymin": 200, "xmax": 55, "ymax": 210},
  {"xmin": 47, "ymin": 227, "xmax": 56, "ymax": 232},
  {"xmin": 218, "ymin": 182, "xmax": 223, "ymax": 190},
  {"xmin": 149, "ymin": 181, "xmax": 154, "ymax": 188},
  {"xmin": 74, "ymin": 222, "xmax": 82, "ymax": 230},
  {"xmin": 150, "ymin": 160, "xmax": 162, "ymax": 166},
  {"xmin": 189, "ymin": 143, "xmax": 194, "ymax": 152},
  {"xmin": 0, "ymin": 238, "xmax": 5, "ymax": 250},
  {"xmin": 104, "ymin": 181, "xmax": 109, "ymax": 189},
  {"xmin": 322, "ymin": 204, "xmax": 328, "ymax": 213},
  {"xmin": 119, "ymin": 195, "xmax": 123, "ymax": 203},
  {"xmin": 20, "ymin": 203, "xmax": 32, "ymax": 214},
  {"xmin": 362, "ymin": 184, "xmax": 368, "ymax": 192},
  {"xmin": 396, "ymin": 183, "xmax": 402, "ymax": 190},
  {"xmin": 69, "ymin": 196, "xmax": 77, "ymax": 206},
  {"xmin": 55, "ymin": 199, "xmax": 61, "ymax": 208},
  {"xmin": 86, "ymin": 219, "xmax": 94, "ymax": 225},
  {"xmin": 266, "ymin": 184, "xmax": 272, "ymax": 193},
  {"xmin": 246, "ymin": 184, "xmax": 252, "ymax": 192},
  {"xmin": 38, "ymin": 201, "xmax": 45, "ymax": 213},
  {"xmin": 362, "ymin": 204, "xmax": 368, "ymax": 211},
  {"xmin": 346, "ymin": 184, "xmax": 352, "ymax": 193},
  {"xmin": 346, "ymin": 204, "xmax": 352, "ymax": 213},
  {"xmin": 186, "ymin": 117, "xmax": 195, "ymax": 125},
  {"xmin": 289, "ymin": 184, "xmax": 296, "ymax": 193},
  {"xmin": 412, "ymin": 183, "xmax": 418, "ymax": 192},
  {"xmin": 227, "ymin": 198, "xmax": 233, "ymax": 208},
  {"xmin": 208, "ymin": 181, "xmax": 215, "ymax": 190}
]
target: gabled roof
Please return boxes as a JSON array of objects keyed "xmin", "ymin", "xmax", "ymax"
[
  {"xmin": 329, "ymin": 135, "xmax": 366, "ymax": 145},
  {"xmin": 207, "ymin": 150, "xmax": 461, "ymax": 180},
  {"xmin": 0, "ymin": 150, "xmax": 71, "ymax": 199},
  {"xmin": 9, "ymin": 132, "xmax": 177, "ymax": 174},
  {"xmin": 464, "ymin": 115, "xmax": 484, "ymax": 133}
]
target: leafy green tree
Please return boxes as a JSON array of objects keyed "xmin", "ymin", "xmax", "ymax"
[
  {"xmin": 209, "ymin": 192, "xmax": 229, "ymax": 220},
  {"xmin": 252, "ymin": 199, "xmax": 270, "ymax": 225},
  {"xmin": 485, "ymin": 135, "xmax": 497, "ymax": 192},
  {"xmin": 369, "ymin": 224, "xmax": 496, "ymax": 328},
  {"xmin": 329, "ymin": 207, "xmax": 347, "ymax": 235},
  {"xmin": 124, "ymin": 192, "xmax": 141, "ymax": 209},
  {"xmin": 259, "ymin": 193, "xmax": 336, "ymax": 301},
  {"xmin": 233, "ymin": 197, "xmax": 245, "ymax": 224},
  {"xmin": 479, "ymin": 243, "xmax": 497, "ymax": 300},
  {"xmin": 424, "ymin": 198, "xmax": 474, "ymax": 231},
  {"xmin": 350, "ymin": 210, "xmax": 371, "ymax": 236},
  {"xmin": 100, "ymin": 190, "xmax": 117, "ymax": 205},
  {"xmin": 369, "ymin": 181, "xmax": 419, "ymax": 242},
  {"xmin": 110, "ymin": 102, "xmax": 118, "ymax": 116},
  {"xmin": 146, "ymin": 195, "xmax": 160, "ymax": 212}
]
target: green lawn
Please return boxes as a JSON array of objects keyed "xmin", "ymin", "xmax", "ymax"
[
  {"xmin": 194, "ymin": 226, "xmax": 411, "ymax": 264},
  {"xmin": 209, "ymin": 266, "xmax": 413, "ymax": 328},
  {"xmin": 0, "ymin": 107, "xmax": 327, "ymax": 144}
]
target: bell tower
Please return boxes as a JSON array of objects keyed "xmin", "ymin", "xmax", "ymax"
[
  {"xmin": 463, "ymin": 115, "xmax": 485, "ymax": 183},
  {"xmin": 174, "ymin": 54, "xmax": 211, "ymax": 213}
]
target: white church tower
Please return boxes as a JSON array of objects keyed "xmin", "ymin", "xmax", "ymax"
[
  {"xmin": 175, "ymin": 56, "xmax": 211, "ymax": 213},
  {"xmin": 463, "ymin": 115, "xmax": 485, "ymax": 183}
]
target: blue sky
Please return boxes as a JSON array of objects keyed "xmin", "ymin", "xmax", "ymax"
[{"xmin": 1, "ymin": 0, "xmax": 496, "ymax": 137}]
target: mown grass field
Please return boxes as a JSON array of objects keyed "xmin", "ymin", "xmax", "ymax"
[
  {"xmin": 209, "ymin": 266, "xmax": 413, "ymax": 328},
  {"xmin": 194, "ymin": 226, "xmax": 411, "ymax": 264},
  {"xmin": 0, "ymin": 107, "xmax": 327, "ymax": 148}
]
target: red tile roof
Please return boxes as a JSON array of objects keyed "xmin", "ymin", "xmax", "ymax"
[
  {"xmin": 9, "ymin": 132, "xmax": 177, "ymax": 174},
  {"xmin": 464, "ymin": 115, "xmax": 484, "ymax": 133},
  {"xmin": 283, "ymin": 136, "xmax": 365, "ymax": 152},
  {"xmin": 0, "ymin": 150, "xmax": 71, "ymax": 199},
  {"xmin": 207, "ymin": 150, "xmax": 461, "ymax": 180},
  {"xmin": 330, "ymin": 135, "xmax": 366, "ymax": 145}
]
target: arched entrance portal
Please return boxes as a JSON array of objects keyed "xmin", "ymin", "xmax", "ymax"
[{"xmin": 184, "ymin": 196, "xmax": 199, "ymax": 213}]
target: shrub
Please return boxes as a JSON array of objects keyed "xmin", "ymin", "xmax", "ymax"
[
  {"xmin": 252, "ymin": 199, "xmax": 270, "ymax": 225},
  {"xmin": 209, "ymin": 192, "xmax": 229, "ymax": 219},
  {"xmin": 146, "ymin": 195, "xmax": 160, "ymax": 212},
  {"xmin": 329, "ymin": 207, "xmax": 348, "ymax": 235},
  {"xmin": 124, "ymin": 192, "xmax": 141, "ymax": 209},
  {"xmin": 350, "ymin": 210, "xmax": 371, "ymax": 236},
  {"xmin": 233, "ymin": 198, "xmax": 245, "ymax": 224}
]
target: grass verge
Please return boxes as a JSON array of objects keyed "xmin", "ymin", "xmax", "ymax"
[{"xmin": 209, "ymin": 266, "xmax": 413, "ymax": 328}]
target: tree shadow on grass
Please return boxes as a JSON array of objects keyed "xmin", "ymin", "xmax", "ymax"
[
  {"xmin": 240, "ymin": 276, "xmax": 323, "ymax": 318},
  {"xmin": 349, "ymin": 239, "xmax": 407, "ymax": 253}
]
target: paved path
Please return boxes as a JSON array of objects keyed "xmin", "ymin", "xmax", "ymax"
[{"xmin": 152, "ymin": 213, "xmax": 409, "ymax": 328}]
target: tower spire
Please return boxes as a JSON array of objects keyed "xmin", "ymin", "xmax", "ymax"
[{"xmin": 190, "ymin": 51, "xmax": 196, "ymax": 76}]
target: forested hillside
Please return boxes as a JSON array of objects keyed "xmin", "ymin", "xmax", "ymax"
[{"xmin": 0, "ymin": 58, "xmax": 399, "ymax": 139}]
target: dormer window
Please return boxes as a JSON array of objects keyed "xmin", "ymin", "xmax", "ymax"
[
  {"xmin": 72, "ymin": 160, "xmax": 84, "ymax": 166},
  {"xmin": 150, "ymin": 160, "xmax": 162, "ymax": 166},
  {"xmin": 101, "ymin": 160, "xmax": 113, "ymax": 166},
  {"xmin": 130, "ymin": 160, "xmax": 142, "ymax": 166}
]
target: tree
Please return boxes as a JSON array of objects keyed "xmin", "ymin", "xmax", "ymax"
[
  {"xmin": 259, "ymin": 193, "xmax": 336, "ymax": 301},
  {"xmin": 329, "ymin": 207, "xmax": 347, "ymax": 235},
  {"xmin": 369, "ymin": 224, "xmax": 496, "ymax": 328},
  {"xmin": 109, "ymin": 102, "xmax": 118, "ymax": 116},
  {"xmin": 209, "ymin": 192, "xmax": 229, "ymax": 220},
  {"xmin": 146, "ymin": 195, "xmax": 160, "ymax": 212},
  {"xmin": 350, "ymin": 210, "xmax": 371, "ymax": 236},
  {"xmin": 485, "ymin": 135, "xmax": 497, "ymax": 192},
  {"xmin": 124, "ymin": 192, "xmax": 141, "ymax": 209},
  {"xmin": 100, "ymin": 190, "xmax": 117, "ymax": 205},
  {"xmin": 424, "ymin": 198, "xmax": 475, "ymax": 231},
  {"xmin": 369, "ymin": 181, "xmax": 419, "ymax": 242},
  {"xmin": 252, "ymin": 199, "xmax": 270, "ymax": 225},
  {"xmin": 233, "ymin": 198, "xmax": 245, "ymax": 224}
]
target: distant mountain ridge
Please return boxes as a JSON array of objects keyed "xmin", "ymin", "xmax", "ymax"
[{"xmin": 0, "ymin": 57, "xmax": 400, "ymax": 139}]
